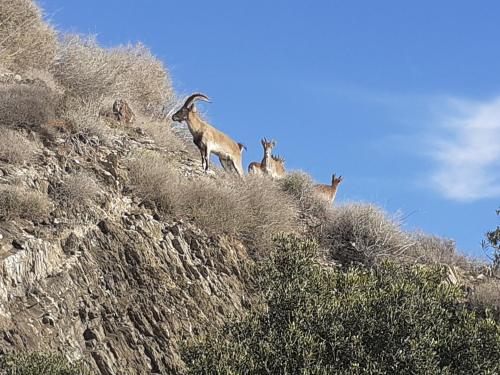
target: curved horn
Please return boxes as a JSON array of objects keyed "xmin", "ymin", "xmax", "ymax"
[{"xmin": 183, "ymin": 93, "xmax": 211, "ymax": 108}]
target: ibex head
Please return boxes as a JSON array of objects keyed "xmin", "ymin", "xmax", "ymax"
[
  {"xmin": 272, "ymin": 155, "xmax": 285, "ymax": 164},
  {"xmin": 332, "ymin": 174, "xmax": 343, "ymax": 186},
  {"xmin": 261, "ymin": 138, "xmax": 276, "ymax": 156},
  {"xmin": 172, "ymin": 93, "xmax": 210, "ymax": 122}
]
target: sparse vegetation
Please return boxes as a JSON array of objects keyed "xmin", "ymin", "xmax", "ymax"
[
  {"xmin": 0, "ymin": 352, "xmax": 92, "ymax": 375},
  {"xmin": 0, "ymin": 83, "xmax": 58, "ymax": 129},
  {"xmin": 128, "ymin": 152, "xmax": 298, "ymax": 251},
  {"xmin": 50, "ymin": 172, "xmax": 100, "ymax": 207},
  {"xmin": 60, "ymin": 99, "xmax": 112, "ymax": 147},
  {"xmin": 470, "ymin": 279, "xmax": 500, "ymax": 319},
  {"xmin": 0, "ymin": 185, "xmax": 51, "ymax": 221},
  {"xmin": 0, "ymin": 129, "xmax": 37, "ymax": 164},
  {"xmin": 52, "ymin": 35, "xmax": 174, "ymax": 115},
  {"xmin": 0, "ymin": 0, "xmax": 57, "ymax": 72},
  {"xmin": 184, "ymin": 235, "xmax": 500, "ymax": 375},
  {"xmin": 279, "ymin": 172, "xmax": 328, "ymax": 220},
  {"xmin": 138, "ymin": 117, "xmax": 186, "ymax": 153}
]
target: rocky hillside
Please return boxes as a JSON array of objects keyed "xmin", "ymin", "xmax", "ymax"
[
  {"xmin": 0, "ymin": 1, "xmax": 498, "ymax": 374},
  {"xmin": 0, "ymin": 75, "xmax": 254, "ymax": 373}
]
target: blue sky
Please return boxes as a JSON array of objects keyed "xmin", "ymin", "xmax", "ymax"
[{"xmin": 40, "ymin": 0, "xmax": 500, "ymax": 259}]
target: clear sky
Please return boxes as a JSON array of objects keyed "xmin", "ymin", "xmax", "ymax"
[{"xmin": 40, "ymin": 0, "xmax": 500, "ymax": 259}]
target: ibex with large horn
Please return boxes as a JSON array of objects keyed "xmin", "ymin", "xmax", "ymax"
[{"xmin": 172, "ymin": 93, "xmax": 245, "ymax": 176}]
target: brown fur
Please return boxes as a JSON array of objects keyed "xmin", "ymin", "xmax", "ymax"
[
  {"xmin": 39, "ymin": 118, "xmax": 74, "ymax": 140},
  {"xmin": 270, "ymin": 155, "xmax": 286, "ymax": 178},
  {"xmin": 112, "ymin": 99, "xmax": 135, "ymax": 124},
  {"xmin": 248, "ymin": 138, "xmax": 285, "ymax": 178},
  {"xmin": 314, "ymin": 174, "xmax": 343, "ymax": 204},
  {"xmin": 172, "ymin": 94, "xmax": 244, "ymax": 176},
  {"xmin": 248, "ymin": 161, "xmax": 264, "ymax": 175}
]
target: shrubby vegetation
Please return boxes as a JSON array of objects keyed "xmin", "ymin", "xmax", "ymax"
[
  {"xmin": 0, "ymin": 129, "xmax": 37, "ymax": 164},
  {"xmin": 128, "ymin": 152, "xmax": 298, "ymax": 252},
  {"xmin": 0, "ymin": 0, "xmax": 57, "ymax": 72},
  {"xmin": 0, "ymin": 83, "xmax": 58, "ymax": 129},
  {"xmin": 52, "ymin": 35, "xmax": 174, "ymax": 116},
  {"xmin": 183, "ymin": 235, "xmax": 500, "ymax": 374},
  {"xmin": 0, "ymin": 185, "xmax": 51, "ymax": 222},
  {"xmin": 0, "ymin": 352, "xmax": 92, "ymax": 375}
]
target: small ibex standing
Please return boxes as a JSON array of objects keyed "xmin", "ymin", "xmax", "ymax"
[
  {"xmin": 248, "ymin": 138, "xmax": 275, "ymax": 176},
  {"xmin": 314, "ymin": 173, "xmax": 343, "ymax": 204},
  {"xmin": 172, "ymin": 93, "xmax": 245, "ymax": 176},
  {"xmin": 270, "ymin": 155, "xmax": 286, "ymax": 179},
  {"xmin": 248, "ymin": 139, "xmax": 286, "ymax": 178}
]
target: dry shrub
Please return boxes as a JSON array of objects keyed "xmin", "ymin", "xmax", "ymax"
[
  {"xmin": 139, "ymin": 117, "xmax": 186, "ymax": 153},
  {"xmin": 128, "ymin": 152, "xmax": 298, "ymax": 252},
  {"xmin": 0, "ymin": 0, "xmax": 57, "ymax": 72},
  {"xmin": 60, "ymin": 99, "xmax": 113, "ymax": 147},
  {"xmin": 470, "ymin": 280, "xmax": 500, "ymax": 318},
  {"xmin": 408, "ymin": 233, "xmax": 483, "ymax": 271},
  {"xmin": 279, "ymin": 172, "xmax": 328, "ymax": 220},
  {"xmin": 52, "ymin": 35, "xmax": 174, "ymax": 115},
  {"xmin": 0, "ymin": 129, "xmax": 37, "ymax": 164},
  {"xmin": 51, "ymin": 172, "xmax": 100, "ymax": 207},
  {"xmin": 0, "ymin": 83, "xmax": 57, "ymax": 129},
  {"xmin": 0, "ymin": 184, "xmax": 51, "ymax": 221},
  {"xmin": 318, "ymin": 203, "xmax": 414, "ymax": 266}
]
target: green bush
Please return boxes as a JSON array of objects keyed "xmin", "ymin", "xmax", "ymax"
[
  {"xmin": 0, "ymin": 352, "xmax": 92, "ymax": 375},
  {"xmin": 183, "ymin": 235, "xmax": 500, "ymax": 375}
]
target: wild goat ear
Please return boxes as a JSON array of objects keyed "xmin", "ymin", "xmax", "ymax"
[{"xmin": 190, "ymin": 105, "xmax": 197, "ymax": 113}]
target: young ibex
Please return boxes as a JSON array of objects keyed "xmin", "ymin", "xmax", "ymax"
[
  {"xmin": 248, "ymin": 139, "xmax": 286, "ymax": 178},
  {"xmin": 314, "ymin": 173, "xmax": 343, "ymax": 204},
  {"xmin": 172, "ymin": 93, "xmax": 245, "ymax": 176},
  {"xmin": 248, "ymin": 138, "xmax": 275, "ymax": 176},
  {"xmin": 270, "ymin": 155, "xmax": 286, "ymax": 179}
]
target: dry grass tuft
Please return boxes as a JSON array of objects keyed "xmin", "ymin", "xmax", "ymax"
[
  {"xmin": 0, "ymin": 0, "xmax": 57, "ymax": 72},
  {"xmin": 279, "ymin": 172, "xmax": 329, "ymax": 221},
  {"xmin": 0, "ymin": 129, "xmax": 37, "ymax": 164},
  {"xmin": 317, "ymin": 203, "xmax": 414, "ymax": 266},
  {"xmin": 50, "ymin": 172, "xmax": 100, "ymax": 207},
  {"xmin": 138, "ymin": 117, "xmax": 186, "ymax": 153},
  {"xmin": 0, "ymin": 184, "xmax": 51, "ymax": 221},
  {"xmin": 60, "ymin": 99, "xmax": 112, "ymax": 146},
  {"xmin": 128, "ymin": 152, "xmax": 298, "ymax": 252},
  {"xmin": 0, "ymin": 83, "xmax": 58, "ymax": 129},
  {"xmin": 408, "ymin": 233, "xmax": 483, "ymax": 271},
  {"xmin": 469, "ymin": 280, "xmax": 500, "ymax": 318},
  {"xmin": 52, "ymin": 35, "xmax": 174, "ymax": 115}
]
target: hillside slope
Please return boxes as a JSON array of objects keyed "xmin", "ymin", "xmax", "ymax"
[
  {"xmin": 0, "ymin": 1, "xmax": 498, "ymax": 373},
  {"xmin": 0, "ymin": 87, "xmax": 253, "ymax": 373}
]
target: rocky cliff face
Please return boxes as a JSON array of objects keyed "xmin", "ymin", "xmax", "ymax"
[{"xmin": 0, "ymin": 86, "xmax": 252, "ymax": 373}]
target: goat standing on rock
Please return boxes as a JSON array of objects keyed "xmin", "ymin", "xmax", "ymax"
[{"xmin": 172, "ymin": 93, "xmax": 245, "ymax": 176}]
